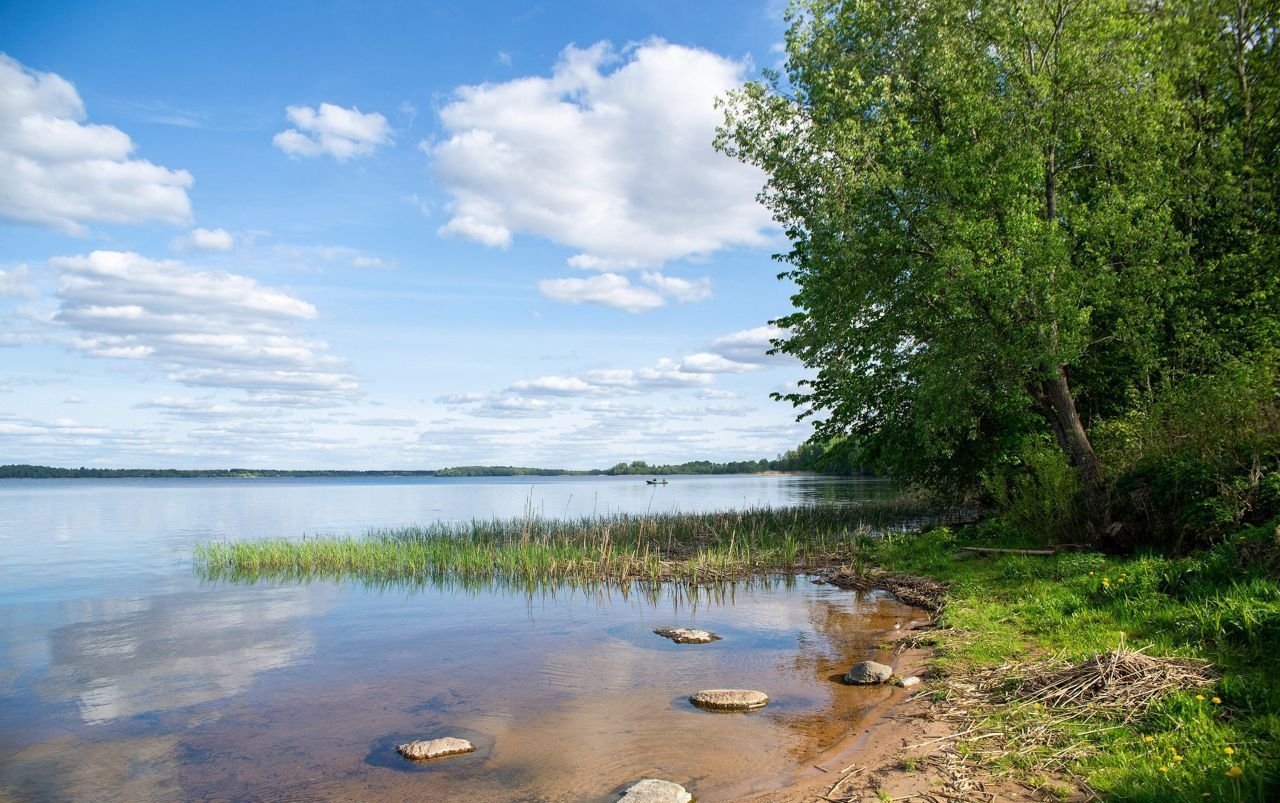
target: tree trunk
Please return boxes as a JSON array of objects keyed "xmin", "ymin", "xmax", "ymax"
[{"xmin": 1040, "ymin": 364, "xmax": 1110, "ymax": 540}]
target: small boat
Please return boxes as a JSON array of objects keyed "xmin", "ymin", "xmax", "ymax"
[{"xmin": 645, "ymin": 478, "xmax": 668, "ymax": 485}]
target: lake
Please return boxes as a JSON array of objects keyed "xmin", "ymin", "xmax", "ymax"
[{"xmin": 0, "ymin": 475, "xmax": 915, "ymax": 802}]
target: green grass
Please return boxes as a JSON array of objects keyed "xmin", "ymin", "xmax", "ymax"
[
  {"xmin": 863, "ymin": 521, "xmax": 1280, "ymax": 801},
  {"xmin": 194, "ymin": 501, "xmax": 942, "ymax": 587}
]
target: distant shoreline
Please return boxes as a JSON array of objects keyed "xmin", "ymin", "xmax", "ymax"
[{"xmin": 0, "ymin": 464, "xmax": 858, "ymax": 480}]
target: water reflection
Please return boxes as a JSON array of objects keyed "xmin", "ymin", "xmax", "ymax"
[{"xmin": 0, "ymin": 476, "xmax": 924, "ymax": 803}]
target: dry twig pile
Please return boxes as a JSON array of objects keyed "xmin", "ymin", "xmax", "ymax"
[{"xmin": 1015, "ymin": 646, "xmax": 1216, "ymax": 721}]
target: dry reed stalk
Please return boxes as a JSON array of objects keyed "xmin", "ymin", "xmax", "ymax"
[{"xmin": 1013, "ymin": 646, "xmax": 1216, "ymax": 721}]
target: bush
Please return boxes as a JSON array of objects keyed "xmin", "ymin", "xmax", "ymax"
[
  {"xmin": 982, "ymin": 435, "xmax": 1086, "ymax": 544},
  {"xmin": 1104, "ymin": 353, "xmax": 1280, "ymax": 551}
]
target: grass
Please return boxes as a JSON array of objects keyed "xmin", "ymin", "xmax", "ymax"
[
  {"xmin": 862, "ymin": 520, "xmax": 1280, "ymax": 801},
  {"xmin": 194, "ymin": 500, "xmax": 946, "ymax": 587}
]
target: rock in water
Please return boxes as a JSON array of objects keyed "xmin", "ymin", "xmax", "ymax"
[
  {"xmin": 654, "ymin": 626, "xmax": 721, "ymax": 644},
  {"xmin": 618, "ymin": 778, "xmax": 693, "ymax": 803},
  {"xmin": 396, "ymin": 737, "xmax": 476, "ymax": 761},
  {"xmin": 844, "ymin": 660, "xmax": 893, "ymax": 685},
  {"xmin": 689, "ymin": 689, "xmax": 769, "ymax": 711},
  {"xmin": 897, "ymin": 675, "xmax": 921, "ymax": 688}
]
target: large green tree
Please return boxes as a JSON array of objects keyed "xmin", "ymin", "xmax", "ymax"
[{"xmin": 722, "ymin": 0, "xmax": 1280, "ymax": 541}]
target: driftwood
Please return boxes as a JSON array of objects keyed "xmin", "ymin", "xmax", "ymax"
[
  {"xmin": 957, "ymin": 545, "xmax": 1088, "ymax": 557},
  {"xmin": 818, "ymin": 567, "xmax": 949, "ymax": 613}
]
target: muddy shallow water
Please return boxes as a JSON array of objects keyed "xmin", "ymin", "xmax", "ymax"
[{"xmin": 0, "ymin": 476, "xmax": 911, "ymax": 802}]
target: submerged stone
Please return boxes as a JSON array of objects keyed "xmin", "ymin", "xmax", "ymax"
[
  {"xmin": 396, "ymin": 736, "xmax": 476, "ymax": 761},
  {"xmin": 654, "ymin": 627, "xmax": 721, "ymax": 644},
  {"xmin": 897, "ymin": 675, "xmax": 922, "ymax": 688},
  {"xmin": 689, "ymin": 689, "xmax": 769, "ymax": 711},
  {"xmin": 618, "ymin": 778, "xmax": 693, "ymax": 803},
  {"xmin": 844, "ymin": 660, "xmax": 893, "ymax": 685}
]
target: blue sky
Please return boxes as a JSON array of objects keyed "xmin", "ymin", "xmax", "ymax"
[{"xmin": 0, "ymin": 0, "xmax": 812, "ymax": 469}]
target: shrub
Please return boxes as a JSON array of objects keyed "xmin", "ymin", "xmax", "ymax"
[{"xmin": 1104, "ymin": 353, "xmax": 1280, "ymax": 551}]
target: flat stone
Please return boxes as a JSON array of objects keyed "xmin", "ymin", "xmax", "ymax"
[
  {"xmin": 689, "ymin": 689, "xmax": 769, "ymax": 711},
  {"xmin": 396, "ymin": 737, "xmax": 476, "ymax": 761},
  {"xmin": 618, "ymin": 778, "xmax": 693, "ymax": 803},
  {"xmin": 897, "ymin": 676, "xmax": 922, "ymax": 688},
  {"xmin": 844, "ymin": 660, "xmax": 893, "ymax": 685},
  {"xmin": 654, "ymin": 626, "xmax": 721, "ymax": 644}
]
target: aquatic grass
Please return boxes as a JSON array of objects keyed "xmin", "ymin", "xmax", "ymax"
[{"xmin": 194, "ymin": 501, "xmax": 948, "ymax": 587}]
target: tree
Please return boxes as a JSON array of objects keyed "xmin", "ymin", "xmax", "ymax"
[{"xmin": 718, "ymin": 0, "xmax": 1191, "ymax": 538}]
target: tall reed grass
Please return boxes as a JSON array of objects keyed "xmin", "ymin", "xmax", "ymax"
[{"xmin": 195, "ymin": 501, "xmax": 951, "ymax": 587}]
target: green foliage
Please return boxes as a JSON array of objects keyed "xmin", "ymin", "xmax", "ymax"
[
  {"xmin": 982, "ymin": 436, "xmax": 1085, "ymax": 545},
  {"xmin": 717, "ymin": 0, "xmax": 1280, "ymax": 532},
  {"xmin": 1105, "ymin": 354, "xmax": 1280, "ymax": 549}
]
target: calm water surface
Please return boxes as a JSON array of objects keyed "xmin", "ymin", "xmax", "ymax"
[{"xmin": 0, "ymin": 475, "xmax": 913, "ymax": 802}]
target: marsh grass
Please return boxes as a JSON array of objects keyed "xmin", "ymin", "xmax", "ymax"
[{"xmin": 195, "ymin": 500, "xmax": 947, "ymax": 587}]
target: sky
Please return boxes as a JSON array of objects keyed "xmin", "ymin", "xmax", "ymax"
[{"xmin": 0, "ymin": 0, "xmax": 813, "ymax": 470}]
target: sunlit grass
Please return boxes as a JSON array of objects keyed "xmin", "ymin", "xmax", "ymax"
[
  {"xmin": 867, "ymin": 521, "xmax": 1280, "ymax": 800},
  {"xmin": 195, "ymin": 501, "xmax": 946, "ymax": 586}
]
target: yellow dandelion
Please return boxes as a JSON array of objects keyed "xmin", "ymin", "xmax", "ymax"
[
  {"xmin": 1212, "ymin": 697, "xmax": 1222, "ymax": 704},
  {"xmin": 1143, "ymin": 736, "xmax": 1155, "ymax": 742},
  {"xmin": 1174, "ymin": 755, "xmax": 1184, "ymax": 762},
  {"xmin": 1170, "ymin": 747, "xmax": 1178, "ymax": 753},
  {"xmin": 1224, "ymin": 747, "xmax": 1235, "ymax": 755},
  {"xmin": 1159, "ymin": 766, "xmax": 1169, "ymax": 772},
  {"xmin": 1196, "ymin": 694, "xmax": 1206, "ymax": 701},
  {"xmin": 1226, "ymin": 766, "xmax": 1243, "ymax": 778}
]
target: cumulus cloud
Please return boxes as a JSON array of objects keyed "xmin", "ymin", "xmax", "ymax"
[
  {"xmin": 538, "ymin": 273, "xmax": 663, "ymax": 313},
  {"xmin": 0, "ymin": 53, "xmax": 194, "ymax": 233},
  {"xmin": 272, "ymin": 103, "xmax": 392, "ymax": 161},
  {"xmin": 679, "ymin": 352, "xmax": 759, "ymax": 374},
  {"xmin": 538, "ymin": 270, "xmax": 711, "ymax": 313},
  {"xmin": 0, "ymin": 265, "xmax": 37, "ymax": 298},
  {"xmin": 708, "ymin": 324, "xmax": 790, "ymax": 365},
  {"xmin": 431, "ymin": 39, "xmax": 774, "ymax": 268},
  {"xmin": 51, "ymin": 250, "xmax": 358, "ymax": 403},
  {"xmin": 172, "ymin": 227, "xmax": 234, "ymax": 252}
]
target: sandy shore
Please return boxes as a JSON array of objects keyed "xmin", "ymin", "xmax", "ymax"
[{"xmin": 735, "ymin": 636, "xmax": 1082, "ymax": 803}]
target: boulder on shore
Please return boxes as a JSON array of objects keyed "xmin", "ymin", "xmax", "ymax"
[
  {"xmin": 844, "ymin": 660, "xmax": 893, "ymax": 685},
  {"xmin": 689, "ymin": 689, "xmax": 769, "ymax": 711},
  {"xmin": 654, "ymin": 626, "xmax": 721, "ymax": 644},
  {"xmin": 396, "ymin": 736, "xmax": 476, "ymax": 761},
  {"xmin": 618, "ymin": 778, "xmax": 693, "ymax": 803}
]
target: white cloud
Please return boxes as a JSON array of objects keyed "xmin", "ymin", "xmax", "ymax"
[
  {"xmin": 510, "ymin": 375, "xmax": 599, "ymax": 396},
  {"xmin": 709, "ymin": 324, "xmax": 790, "ymax": 365},
  {"xmin": 698, "ymin": 388, "xmax": 740, "ymax": 400},
  {"xmin": 51, "ymin": 250, "xmax": 358, "ymax": 403},
  {"xmin": 272, "ymin": 103, "xmax": 392, "ymax": 161},
  {"xmin": 173, "ymin": 227, "xmax": 235, "ymax": 252},
  {"xmin": 538, "ymin": 273, "xmax": 664, "ymax": 313},
  {"xmin": 679, "ymin": 352, "xmax": 758, "ymax": 374},
  {"xmin": 0, "ymin": 53, "xmax": 194, "ymax": 233},
  {"xmin": 538, "ymin": 270, "xmax": 711, "ymax": 313},
  {"xmin": 0, "ymin": 265, "xmax": 37, "ymax": 298},
  {"xmin": 431, "ymin": 39, "xmax": 774, "ymax": 268},
  {"xmin": 639, "ymin": 271, "xmax": 711, "ymax": 303}
]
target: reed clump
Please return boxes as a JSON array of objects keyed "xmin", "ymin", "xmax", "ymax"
[{"xmin": 195, "ymin": 501, "xmax": 945, "ymax": 586}]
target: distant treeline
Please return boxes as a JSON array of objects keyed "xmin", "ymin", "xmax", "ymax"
[{"xmin": 0, "ymin": 444, "xmax": 867, "ymax": 479}]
